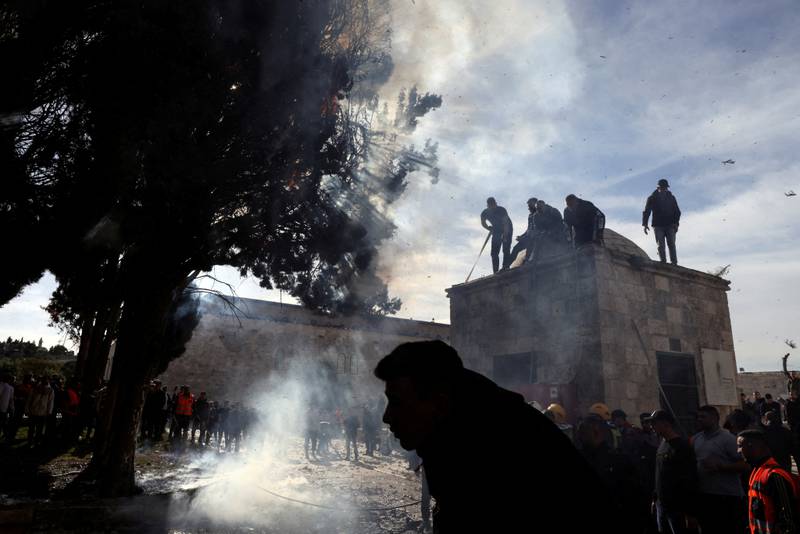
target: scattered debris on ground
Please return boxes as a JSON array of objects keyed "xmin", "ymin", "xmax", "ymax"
[{"xmin": 0, "ymin": 437, "xmax": 426, "ymax": 533}]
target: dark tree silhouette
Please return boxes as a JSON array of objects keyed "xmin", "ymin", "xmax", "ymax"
[{"xmin": 1, "ymin": 0, "xmax": 440, "ymax": 495}]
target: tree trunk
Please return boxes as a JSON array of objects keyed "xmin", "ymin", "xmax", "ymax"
[
  {"xmin": 75, "ymin": 312, "xmax": 96, "ymax": 377},
  {"xmin": 89, "ymin": 283, "xmax": 176, "ymax": 497},
  {"xmin": 81, "ymin": 302, "xmax": 121, "ymax": 393}
]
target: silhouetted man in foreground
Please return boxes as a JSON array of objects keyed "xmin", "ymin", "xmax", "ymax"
[{"xmin": 374, "ymin": 340, "xmax": 617, "ymax": 533}]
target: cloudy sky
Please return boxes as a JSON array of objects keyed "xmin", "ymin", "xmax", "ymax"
[{"xmin": 2, "ymin": 0, "xmax": 799, "ymax": 371}]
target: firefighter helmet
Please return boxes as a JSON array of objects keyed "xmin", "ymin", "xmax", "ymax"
[
  {"xmin": 546, "ymin": 403, "xmax": 567, "ymax": 424},
  {"xmin": 589, "ymin": 402, "xmax": 611, "ymax": 421}
]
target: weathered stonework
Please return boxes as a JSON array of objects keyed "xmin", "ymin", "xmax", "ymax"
[
  {"xmin": 160, "ymin": 298, "xmax": 449, "ymax": 402},
  {"xmin": 447, "ymin": 229, "xmax": 739, "ymax": 424},
  {"xmin": 737, "ymin": 371, "xmax": 794, "ymax": 400}
]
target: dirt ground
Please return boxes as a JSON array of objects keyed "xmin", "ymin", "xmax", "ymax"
[{"xmin": 0, "ymin": 433, "xmax": 428, "ymax": 533}]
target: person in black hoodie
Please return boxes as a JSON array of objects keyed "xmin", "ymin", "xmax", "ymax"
[
  {"xmin": 374, "ymin": 340, "xmax": 617, "ymax": 533},
  {"xmin": 643, "ymin": 179, "xmax": 681, "ymax": 265}
]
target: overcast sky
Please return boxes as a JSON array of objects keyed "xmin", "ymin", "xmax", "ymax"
[{"xmin": 2, "ymin": 0, "xmax": 798, "ymax": 371}]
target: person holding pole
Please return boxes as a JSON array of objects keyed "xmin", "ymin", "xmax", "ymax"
[{"xmin": 480, "ymin": 197, "xmax": 513, "ymax": 273}]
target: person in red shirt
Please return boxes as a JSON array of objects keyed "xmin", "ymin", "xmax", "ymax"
[{"xmin": 62, "ymin": 379, "xmax": 81, "ymax": 443}]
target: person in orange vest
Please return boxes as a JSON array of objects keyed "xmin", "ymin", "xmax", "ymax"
[
  {"xmin": 738, "ymin": 428, "xmax": 799, "ymax": 534},
  {"xmin": 173, "ymin": 385, "xmax": 194, "ymax": 441}
]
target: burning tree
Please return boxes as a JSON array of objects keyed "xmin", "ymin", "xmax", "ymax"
[{"xmin": 1, "ymin": 0, "xmax": 440, "ymax": 496}]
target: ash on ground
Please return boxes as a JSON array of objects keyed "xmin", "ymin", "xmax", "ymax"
[{"xmin": 1, "ymin": 436, "xmax": 427, "ymax": 533}]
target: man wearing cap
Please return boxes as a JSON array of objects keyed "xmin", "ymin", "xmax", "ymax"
[
  {"xmin": 374, "ymin": 340, "xmax": 616, "ymax": 533},
  {"xmin": 648, "ymin": 409, "xmax": 698, "ymax": 534},
  {"xmin": 643, "ymin": 179, "xmax": 681, "ymax": 265},
  {"xmin": 738, "ymin": 429, "xmax": 799, "ymax": 534}
]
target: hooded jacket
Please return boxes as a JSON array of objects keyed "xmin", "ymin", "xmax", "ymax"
[{"xmin": 416, "ymin": 369, "xmax": 619, "ymax": 533}]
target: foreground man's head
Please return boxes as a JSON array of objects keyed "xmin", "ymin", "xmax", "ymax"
[{"xmin": 374, "ymin": 340, "xmax": 463, "ymax": 451}]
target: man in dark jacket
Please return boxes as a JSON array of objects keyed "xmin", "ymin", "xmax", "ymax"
[
  {"xmin": 643, "ymin": 179, "xmax": 681, "ymax": 265},
  {"xmin": 577, "ymin": 414, "xmax": 649, "ymax": 532},
  {"xmin": 564, "ymin": 194, "xmax": 605, "ymax": 247},
  {"xmin": 533, "ymin": 199, "xmax": 566, "ymax": 258},
  {"xmin": 374, "ymin": 340, "xmax": 617, "ymax": 533},
  {"xmin": 648, "ymin": 409, "xmax": 698, "ymax": 534},
  {"xmin": 480, "ymin": 197, "xmax": 513, "ymax": 273},
  {"xmin": 762, "ymin": 410, "xmax": 795, "ymax": 472},
  {"xmin": 509, "ymin": 197, "xmax": 537, "ymax": 265}
]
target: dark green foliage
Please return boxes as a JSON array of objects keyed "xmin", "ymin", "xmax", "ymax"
[{"xmin": 0, "ymin": 338, "xmax": 75, "ymax": 359}]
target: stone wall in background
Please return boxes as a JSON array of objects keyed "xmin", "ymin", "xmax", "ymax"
[
  {"xmin": 737, "ymin": 371, "xmax": 792, "ymax": 400},
  {"xmin": 159, "ymin": 297, "xmax": 450, "ymax": 403}
]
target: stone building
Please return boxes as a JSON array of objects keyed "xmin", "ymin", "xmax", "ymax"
[
  {"xmin": 737, "ymin": 371, "xmax": 792, "ymax": 401},
  {"xmin": 446, "ymin": 229, "xmax": 739, "ymax": 430},
  {"xmin": 159, "ymin": 296, "xmax": 450, "ymax": 402}
]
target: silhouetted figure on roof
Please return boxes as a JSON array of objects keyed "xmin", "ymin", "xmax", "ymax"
[
  {"xmin": 533, "ymin": 199, "xmax": 568, "ymax": 258},
  {"xmin": 643, "ymin": 179, "xmax": 681, "ymax": 265},
  {"xmin": 564, "ymin": 194, "xmax": 605, "ymax": 247},
  {"xmin": 480, "ymin": 197, "xmax": 513, "ymax": 273},
  {"xmin": 509, "ymin": 197, "xmax": 537, "ymax": 265},
  {"xmin": 374, "ymin": 340, "xmax": 617, "ymax": 533}
]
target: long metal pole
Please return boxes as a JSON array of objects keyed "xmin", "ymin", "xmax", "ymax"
[{"xmin": 465, "ymin": 231, "xmax": 492, "ymax": 283}]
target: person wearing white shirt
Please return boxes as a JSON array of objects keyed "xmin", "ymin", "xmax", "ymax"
[{"xmin": 0, "ymin": 373, "xmax": 15, "ymax": 440}]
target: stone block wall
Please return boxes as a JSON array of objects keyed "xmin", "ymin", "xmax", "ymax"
[
  {"xmin": 447, "ymin": 228, "xmax": 739, "ymax": 423},
  {"xmin": 159, "ymin": 297, "xmax": 450, "ymax": 403},
  {"xmin": 448, "ymin": 246, "xmax": 604, "ymax": 411},
  {"xmin": 737, "ymin": 371, "xmax": 792, "ymax": 400},
  {"xmin": 595, "ymin": 245, "xmax": 736, "ymax": 419}
]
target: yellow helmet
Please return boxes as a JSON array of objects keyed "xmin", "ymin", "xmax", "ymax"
[
  {"xmin": 589, "ymin": 402, "xmax": 611, "ymax": 421},
  {"xmin": 546, "ymin": 403, "xmax": 567, "ymax": 424}
]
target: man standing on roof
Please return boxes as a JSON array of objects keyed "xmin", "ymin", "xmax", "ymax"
[
  {"xmin": 643, "ymin": 179, "xmax": 681, "ymax": 265},
  {"xmin": 480, "ymin": 197, "xmax": 513, "ymax": 273}
]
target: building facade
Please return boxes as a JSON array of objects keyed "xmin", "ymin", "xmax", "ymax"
[
  {"xmin": 447, "ymin": 229, "xmax": 739, "ymax": 430},
  {"xmin": 160, "ymin": 297, "xmax": 450, "ymax": 402}
]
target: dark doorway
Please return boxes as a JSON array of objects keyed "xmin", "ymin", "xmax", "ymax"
[
  {"xmin": 493, "ymin": 352, "xmax": 537, "ymax": 389},
  {"xmin": 656, "ymin": 352, "xmax": 700, "ymax": 434}
]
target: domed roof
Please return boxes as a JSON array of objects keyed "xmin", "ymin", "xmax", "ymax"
[{"xmin": 603, "ymin": 228, "xmax": 650, "ymax": 260}]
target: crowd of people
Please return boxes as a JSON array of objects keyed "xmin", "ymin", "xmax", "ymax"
[
  {"xmin": 480, "ymin": 178, "xmax": 681, "ymax": 273},
  {"xmin": 0, "ymin": 373, "xmax": 260, "ymax": 453},
  {"xmin": 303, "ymin": 400, "xmax": 387, "ymax": 461},
  {"xmin": 370, "ymin": 340, "xmax": 800, "ymax": 534},
  {"xmin": 140, "ymin": 381, "xmax": 258, "ymax": 452},
  {"xmin": 543, "ymin": 397, "xmax": 799, "ymax": 534},
  {"xmin": 0, "ymin": 372, "xmax": 95, "ymax": 448}
]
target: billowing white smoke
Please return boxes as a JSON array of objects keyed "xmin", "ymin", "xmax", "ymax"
[{"xmin": 164, "ymin": 351, "xmax": 411, "ymax": 533}]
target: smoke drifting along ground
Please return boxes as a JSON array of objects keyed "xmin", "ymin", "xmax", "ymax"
[{"xmin": 161, "ymin": 356, "xmax": 422, "ymax": 533}]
